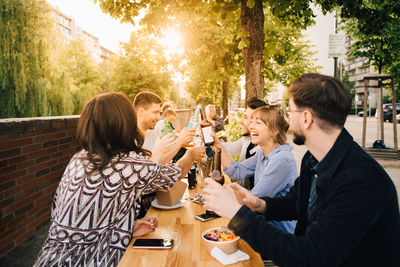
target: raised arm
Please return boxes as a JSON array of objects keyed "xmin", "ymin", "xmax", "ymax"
[
  {"xmin": 176, "ymin": 146, "xmax": 205, "ymax": 178},
  {"xmin": 151, "ymin": 128, "xmax": 196, "ymax": 163}
]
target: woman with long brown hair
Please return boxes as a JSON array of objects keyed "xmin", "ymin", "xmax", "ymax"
[
  {"xmin": 34, "ymin": 92, "xmax": 204, "ymax": 266},
  {"xmin": 212, "ymin": 105, "xmax": 297, "ymax": 233}
]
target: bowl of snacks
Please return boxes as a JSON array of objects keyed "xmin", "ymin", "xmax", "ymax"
[{"xmin": 202, "ymin": 228, "xmax": 240, "ymax": 254}]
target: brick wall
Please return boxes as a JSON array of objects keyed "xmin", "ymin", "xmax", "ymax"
[
  {"xmin": 0, "ymin": 116, "xmax": 80, "ymax": 256},
  {"xmin": 0, "ymin": 110, "xmax": 192, "ymax": 256}
]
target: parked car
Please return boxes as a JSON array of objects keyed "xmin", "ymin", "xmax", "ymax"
[
  {"xmin": 383, "ymin": 104, "xmax": 400, "ymax": 122},
  {"xmin": 388, "ymin": 109, "xmax": 400, "ymax": 123},
  {"xmin": 357, "ymin": 108, "xmax": 376, "ymax": 117},
  {"xmin": 394, "ymin": 113, "xmax": 400, "ymax": 123}
]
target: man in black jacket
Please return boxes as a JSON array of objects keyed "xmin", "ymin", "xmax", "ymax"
[{"xmin": 203, "ymin": 73, "xmax": 400, "ymax": 266}]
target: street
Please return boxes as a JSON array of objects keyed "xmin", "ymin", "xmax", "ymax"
[
  {"xmin": 345, "ymin": 115, "xmax": 399, "ymax": 149},
  {"xmin": 290, "ymin": 115, "xmax": 399, "ymax": 161}
]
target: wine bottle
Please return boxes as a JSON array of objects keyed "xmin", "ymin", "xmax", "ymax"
[
  {"xmin": 187, "ymin": 105, "xmax": 201, "ymax": 129},
  {"xmin": 210, "ymin": 149, "xmax": 224, "ymax": 185},
  {"xmin": 200, "ymin": 107, "xmax": 214, "ymax": 146},
  {"xmin": 188, "ymin": 165, "xmax": 196, "ymax": 190}
]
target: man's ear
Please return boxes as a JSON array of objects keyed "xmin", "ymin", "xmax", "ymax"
[
  {"xmin": 136, "ymin": 106, "xmax": 144, "ymax": 116},
  {"xmin": 303, "ymin": 110, "xmax": 313, "ymax": 130}
]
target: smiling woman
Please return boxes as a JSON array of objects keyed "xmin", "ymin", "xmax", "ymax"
[{"xmin": 211, "ymin": 105, "xmax": 298, "ymax": 234}]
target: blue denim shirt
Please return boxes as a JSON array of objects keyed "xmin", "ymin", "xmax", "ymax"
[{"xmin": 224, "ymin": 144, "xmax": 298, "ymax": 233}]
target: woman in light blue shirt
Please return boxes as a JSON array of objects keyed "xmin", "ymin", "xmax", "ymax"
[{"xmin": 214, "ymin": 105, "xmax": 297, "ymax": 233}]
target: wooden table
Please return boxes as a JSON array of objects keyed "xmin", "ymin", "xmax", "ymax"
[{"xmin": 118, "ymin": 178, "xmax": 263, "ymax": 267}]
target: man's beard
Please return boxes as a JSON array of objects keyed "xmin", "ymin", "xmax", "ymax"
[
  {"xmin": 146, "ymin": 121, "xmax": 156, "ymax": 130},
  {"xmin": 293, "ymin": 131, "xmax": 305, "ymax": 145}
]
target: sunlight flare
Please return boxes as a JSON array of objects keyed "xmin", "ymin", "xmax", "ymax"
[{"xmin": 160, "ymin": 30, "xmax": 182, "ymax": 50}]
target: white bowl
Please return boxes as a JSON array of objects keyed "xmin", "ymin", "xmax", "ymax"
[{"xmin": 201, "ymin": 228, "xmax": 240, "ymax": 254}]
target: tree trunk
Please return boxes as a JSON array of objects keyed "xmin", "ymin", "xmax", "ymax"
[
  {"xmin": 241, "ymin": 0, "xmax": 264, "ymax": 105},
  {"xmin": 222, "ymin": 80, "xmax": 228, "ymax": 119}
]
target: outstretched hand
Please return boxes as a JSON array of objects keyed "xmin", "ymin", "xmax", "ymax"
[
  {"xmin": 132, "ymin": 217, "xmax": 158, "ymax": 238},
  {"xmin": 230, "ymin": 183, "xmax": 266, "ymax": 213},
  {"xmin": 151, "ymin": 133, "xmax": 178, "ymax": 163},
  {"xmin": 190, "ymin": 145, "xmax": 206, "ymax": 162},
  {"xmin": 202, "ymin": 178, "xmax": 242, "ymax": 219},
  {"xmin": 211, "ymin": 133, "xmax": 223, "ymax": 150},
  {"xmin": 177, "ymin": 128, "xmax": 196, "ymax": 146}
]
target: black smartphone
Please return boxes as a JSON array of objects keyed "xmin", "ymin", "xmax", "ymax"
[
  {"xmin": 195, "ymin": 212, "xmax": 220, "ymax": 222},
  {"xmin": 132, "ymin": 238, "xmax": 174, "ymax": 249}
]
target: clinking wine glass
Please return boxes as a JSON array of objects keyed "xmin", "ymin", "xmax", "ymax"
[{"xmin": 206, "ymin": 149, "xmax": 224, "ymax": 217}]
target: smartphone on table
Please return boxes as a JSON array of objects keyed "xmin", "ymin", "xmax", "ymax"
[
  {"xmin": 195, "ymin": 212, "xmax": 220, "ymax": 222},
  {"xmin": 132, "ymin": 238, "xmax": 174, "ymax": 249}
]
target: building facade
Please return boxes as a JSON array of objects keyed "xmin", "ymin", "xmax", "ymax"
[
  {"xmin": 49, "ymin": 4, "xmax": 115, "ymax": 62},
  {"xmin": 343, "ymin": 35, "xmax": 382, "ymax": 108}
]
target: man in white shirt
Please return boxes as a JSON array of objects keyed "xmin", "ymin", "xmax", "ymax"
[
  {"xmin": 205, "ymin": 104, "xmax": 225, "ymax": 133},
  {"xmin": 133, "ymin": 91, "xmax": 204, "ymax": 217},
  {"xmin": 133, "ymin": 91, "xmax": 199, "ymax": 163},
  {"xmin": 224, "ymin": 97, "xmax": 267, "ymax": 189}
]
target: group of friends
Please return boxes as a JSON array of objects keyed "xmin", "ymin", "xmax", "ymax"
[{"xmin": 33, "ymin": 73, "xmax": 400, "ymax": 266}]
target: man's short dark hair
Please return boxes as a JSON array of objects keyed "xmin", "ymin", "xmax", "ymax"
[
  {"xmin": 247, "ymin": 97, "xmax": 267, "ymax": 110},
  {"xmin": 162, "ymin": 103, "xmax": 172, "ymax": 113},
  {"xmin": 163, "ymin": 108, "xmax": 176, "ymax": 117},
  {"xmin": 289, "ymin": 73, "xmax": 352, "ymax": 128},
  {"xmin": 133, "ymin": 91, "xmax": 162, "ymax": 109}
]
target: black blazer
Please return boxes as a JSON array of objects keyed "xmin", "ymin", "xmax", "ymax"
[{"xmin": 228, "ymin": 129, "xmax": 400, "ymax": 266}]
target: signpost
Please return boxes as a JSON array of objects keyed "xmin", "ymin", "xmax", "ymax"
[
  {"xmin": 328, "ymin": 33, "xmax": 345, "ymax": 79},
  {"xmin": 328, "ymin": 34, "xmax": 345, "ymax": 58}
]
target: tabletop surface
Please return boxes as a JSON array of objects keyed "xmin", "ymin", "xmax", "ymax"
[{"xmin": 118, "ymin": 176, "xmax": 263, "ymax": 267}]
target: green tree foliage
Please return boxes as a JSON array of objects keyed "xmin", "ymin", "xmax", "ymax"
[
  {"xmin": 0, "ymin": 0, "xmax": 52, "ymax": 118},
  {"xmin": 263, "ymin": 7, "xmax": 319, "ymax": 88},
  {"xmin": 343, "ymin": 18, "xmax": 399, "ymax": 75},
  {"xmin": 332, "ymin": 0, "xmax": 400, "ymax": 101},
  {"xmin": 55, "ymin": 40, "xmax": 103, "ymax": 114},
  {"xmin": 133, "ymin": 0, "xmax": 241, "ymax": 109},
  {"xmin": 184, "ymin": 1, "xmax": 242, "ymax": 109},
  {"xmin": 0, "ymin": 0, "xmax": 113, "ymax": 118},
  {"xmin": 314, "ymin": 0, "xmax": 400, "ymax": 74},
  {"xmin": 110, "ymin": 32, "xmax": 174, "ymax": 101},
  {"xmin": 99, "ymin": 58, "xmax": 114, "ymax": 93},
  {"xmin": 95, "ymin": 0, "xmax": 318, "ymax": 109}
]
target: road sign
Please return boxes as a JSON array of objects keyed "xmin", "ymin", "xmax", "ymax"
[{"xmin": 328, "ymin": 34, "xmax": 345, "ymax": 58}]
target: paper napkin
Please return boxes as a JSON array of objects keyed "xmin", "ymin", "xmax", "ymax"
[{"xmin": 210, "ymin": 247, "xmax": 250, "ymax": 265}]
